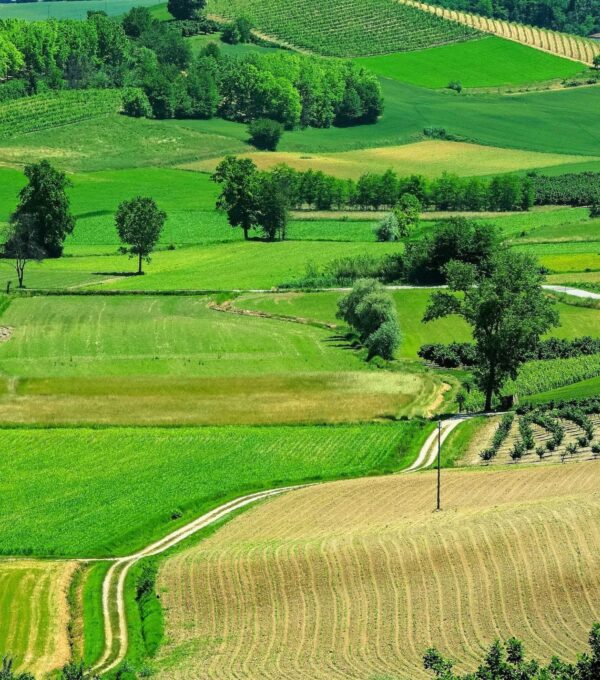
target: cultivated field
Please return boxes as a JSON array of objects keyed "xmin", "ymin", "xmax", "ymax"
[
  {"xmin": 185, "ymin": 141, "xmax": 598, "ymax": 179},
  {"xmin": 354, "ymin": 36, "xmax": 585, "ymax": 89},
  {"xmin": 207, "ymin": 0, "xmax": 477, "ymax": 56},
  {"xmin": 0, "ymin": 560, "xmax": 76, "ymax": 676},
  {"xmin": 0, "ymin": 0, "xmax": 165, "ymax": 20},
  {"xmin": 156, "ymin": 464, "xmax": 600, "ymax": 679},
  {"xmin": 0, "ymin": 421, "xmax": 430, "ymax": 557}
]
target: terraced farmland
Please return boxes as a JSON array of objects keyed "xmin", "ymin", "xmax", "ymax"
[
  {"xmin": 156, "ymin": 464, "xmax": 600, "ymax": 679},
  {"xmin": 207, "ymin": 0, "xmax": 479, "ymax": 56},
  {"xmin": 0, "ymin": 560, "xmax": 76, "ymax": 676}
]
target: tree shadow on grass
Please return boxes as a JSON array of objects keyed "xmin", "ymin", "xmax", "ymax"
[{"xmin": 91, "ymin": 271, "xmax": 140, "ymax": 277}]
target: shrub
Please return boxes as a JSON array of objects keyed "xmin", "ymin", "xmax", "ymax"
[
  {"xmin": 519, "ymin": 417, "xmax": 535, "ymax": 450},
  {"xmin": 365, "ymin": 318, "xmax": 401, "ymax": 361},
  {"xmin": 510, "ymin": 441, "xmax": 525, "ymax": 462},
  {"xmin": 448, "ymin": 80, "xmax": 462, "ymax": 93},
  {"xmin": 592, "ymin": 443, "xmax": 600, "ymax": 456},
  {"xmin": 374, "ymin": 213, "xmax": 401, "ymax": 242},
  {"xmin": 536, "ymin": 445, "xmax": 545, "ymax": 460},
  {"xmin": 566, "ymin": 442, "xmax": 578, "ymax": 456},
  {"xmin": 248, "ymin": 118, "xmax": 284, "ymax": 151},
  {"xmin": 577, "ymin": 435, "xmax": 589, "ymax": 448},
  {"xmin": 479, "ymin": 448, "xmax": 496, "ymax": 463},
  {"xmin": 122, "ymin": 89, "xmax": 152, "ymax": 118}
]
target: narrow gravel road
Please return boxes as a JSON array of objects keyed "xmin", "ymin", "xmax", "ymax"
[{"xmin": 89, "ymin": 416, "xmax": 478, "ymax": 675}]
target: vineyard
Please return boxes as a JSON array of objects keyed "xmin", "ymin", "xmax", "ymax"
[
  {"xmin": 0, "ymin": 89, "xmax": 124, "ymax": 141},
  {"xmin": 207, "ymin": 0, "xmax": 479, "ymax": 56},
  {"xmin": 397, "ymin": 0, "xmax": 600, "ymax": 64}
]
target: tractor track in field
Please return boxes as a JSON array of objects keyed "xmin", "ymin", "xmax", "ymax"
[{"xmin": 87, "ymin": 416, "xmax": 475, "ymax": 676}]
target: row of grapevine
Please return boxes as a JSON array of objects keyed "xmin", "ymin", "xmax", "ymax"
[
  {"xmin": 207, "ymin": 0, "xmax": 479, "ymax": 57},
  {"xmin": 0, "ymin": 88, "xmax": 123, "ymax": 141},
  {"xmin": 398, "ymin": 0, "xmax": 600, "ymax": 65}
]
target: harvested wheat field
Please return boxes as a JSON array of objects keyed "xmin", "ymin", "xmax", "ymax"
[
  {"xmin": 0, "ymin": 560, "xmax": 77, "ymax": 676},
  {"xmin": 157, "ymin": 464, "xmax": 600, "ymax": 679}
]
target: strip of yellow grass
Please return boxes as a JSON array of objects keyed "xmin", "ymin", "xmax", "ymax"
[
  {"xmin": 157, "ymin": 464, "xmax": 600, "ymax": 679},
  {"xmin": 397, "ymin": 0, "xmax": 600, "ymax": 65},
  {"xmin": 0, "ymin": 560, "xmax": 77, "ymax": 677},
  {"xmin": 183, "ymin": 141, "xmax": 599, "ymax": 179}
]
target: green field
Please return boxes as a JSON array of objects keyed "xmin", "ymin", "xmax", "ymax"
[
  {"xmin": 0, "ymin": 294, "xmax": 442, "ymax": 424},
  {"xmin": 355, "ymin": 37, "xmax": 585, "ymax": 89},
  {"xmin": 0, "ymin": 422, "xmax": 430, "ymax": 556},
  {"xmin": 0, "ymin": 0, "xmax": 165, "ymax": 20}
]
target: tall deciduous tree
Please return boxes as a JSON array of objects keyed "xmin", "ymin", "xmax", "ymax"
[
  {"xmin": 423, "ymin": 251, "xmax": 559, "ymax": 411},
  {"xmin": 3, "ymin": 214, "xmax": 45, "ymax": 288},
  {"xmin": 13, "ymin": 160, "xmax": 75, "ymax": 258},
  {"xmin": 213, "ymin": 156, "xmax": 260, "ymax": 240},
  {"xmin": 115, "ymin": 197, "xmax": 166, "ymax": 275},
  {"xmin": 167, "ymin": 0, "xmax": 206, "ymax": 20}
]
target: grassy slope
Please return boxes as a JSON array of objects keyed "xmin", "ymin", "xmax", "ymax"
[
  {"xmin": 1, "ymin": 84, "xmax": 599, "ymax": 172},
  {"xmin": 0, "ymin": 421, "xmax": 430, "ymax": 557},
  {"xmin": 156, "ymin": 464, "xmax": 600, "ymax": 678},
  {"xmin": 0, "ymin": 0, "xmax": 165, "ymax": 20},
  {"xmin": 355, "ymin": 36, "xmax": 585, "ymax": 89},
  {"xmin": 0, "ymin": 295, "xmax": 440, "ymax": 424},
  {"xmin": 0, "ymin": 560, "xmax": 76, "ymax": 675}
]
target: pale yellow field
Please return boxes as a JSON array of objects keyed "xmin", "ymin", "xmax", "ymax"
[
  {"xmin": 0, "ymin": 560, "xmax": 77, "ymax": 676},
  {"xmin": 157, "ymin": 464, "xmax": 600, "ymax": 679},
  {"xmin": 183, "ymin": 141, "xmax": 599, "ymax": 179}
]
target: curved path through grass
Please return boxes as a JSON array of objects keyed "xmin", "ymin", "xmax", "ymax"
[{"xmin": 89, "ymin": 415, "xmax": 475, "ymax": 675}]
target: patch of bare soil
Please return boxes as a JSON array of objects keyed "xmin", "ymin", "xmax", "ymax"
[{"xmin": 0, "ymin": 326, "xmax": 13, "ymax": 343}]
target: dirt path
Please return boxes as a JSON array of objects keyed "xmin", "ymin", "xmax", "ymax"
[{"xmin": 88, "ymin": 417, "xmax": 479, "ymax": 675}]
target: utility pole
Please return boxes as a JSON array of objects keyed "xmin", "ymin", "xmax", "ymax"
[{"xmin": 436, "ymin": 417, "xmax": 442, "ymax": 512}]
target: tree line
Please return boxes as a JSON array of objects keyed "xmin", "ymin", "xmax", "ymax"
[
  {"xmin": 0, "ymin": 8, "xmax": 383, "ymax": 131},
  {"xmin": 424, "ymin": 0, "xmax": 599, "ymax": 36},
  {"xmin": 2, "ymin": 160, "xmax": 167, "ymax": 288},
  {"xmin": 530, "ymin": 172, "xmax": 600, "ymax": 207}
]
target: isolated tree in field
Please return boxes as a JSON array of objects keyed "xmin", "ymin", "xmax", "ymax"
[
  {"xmin": 167, "ymin": 0, "xmax": 205, "ymax": 20},
  {"xmin": 3, "ymin": 214, "xmax": 45, "ymax": 288},
  {"xmin": 213, "ymin": 156, "xmax": 260, "ymax": 240},
  {"xmin": 13, "ymin": 160, "xmax": 75, "ymax": 258},
  {"xmin": 115, "ymin": 197, "xmax": 166, "ymax": 275},
  {"xmin": 423, "ymin": 251, "xmax": 559, "ymax": 411}
]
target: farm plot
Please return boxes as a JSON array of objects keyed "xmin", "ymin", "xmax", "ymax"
[
  {"xmin": 0, "ymin": 421, "xmax": 430, "ymax": 557},
  {"xmin": 0, "ymin": 560, "xmax": 76, "ymax": 677},
  {"xmin": 0, "ymin": 295, "xmax": 442, "ymax": 424},
  {"xmin": 207, "ymin": 0, "xmax": 478, "ymax": 56},
  {"xmin": 156, "ymin": 464, "xmax": 600, "ymax": 679},
  {"xmin": 0, "ymin": 0, "xmax": 165, "ymax": 20},
  {"xmin": 355, "ymin": 36, "xmax": 585, "ymax": 89}
]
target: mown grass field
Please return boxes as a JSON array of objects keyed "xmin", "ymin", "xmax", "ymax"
[
  {"xmin": 355, "ymin": 36, "xmax": 586, "ymax": 89},
  {"xmin": 0, "ymin": 295, "xmax": 442, "ymax": 423},
  {"xmin": 0, "ymin": 560, "xmax": 76, "ymax": 675},
  {"xmin": 186, "ymin": 140, "xmax": 597, "ymax": 179},
  {"xmin": 156, "ymin": 464, "xmax": 600, "ymax": 679},
  {"xmin": 0, "ymin": 422, "xmax": 430, "ymax": 557},
  {"xmin": 0, "ymin": 0, "xmax": 165, "ymax": 20}
]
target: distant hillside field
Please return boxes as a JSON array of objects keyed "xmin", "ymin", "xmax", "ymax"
[
  {"xmin": 156, "ymin": 464, "xmax": 600, "ymax": 679},
  {"xmin": 355, "ymin": 36, "xmax": 585, "ymax": 88},
  {"xmin": 0, "ymin": 0, "xmax": 165, "ymax": 20},
  {"xmin": 207, "ymin": 0, "xmax": 478, "ymax": 56}
]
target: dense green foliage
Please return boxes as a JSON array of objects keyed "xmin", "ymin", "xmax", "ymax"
[
  {"xmin": 0, "ymin": 422, "xmax": 428, "ymax": 555},
  {"xmin": 423, "ymin": 0, "xmax": 599, "ymax": 37},
  {"xmin": 531, "ymin": 172, "xmax": 600, "ymax": 206},
  {"xmin": 207, "ymin": 0, "xmax": 478, "ymax": 56},
  {"xmin": 337, "ymin": 279, "xmax": 402, "ymax": 359},
  {"xmin": 424, "ymin": 623, "xmax": 600, "ymax": 679},
  {"xmin": 248, "ymin": 118, "xmax": 284, "ymax": 150},
  {"xmin": 115, "ymin": 196, "xmax": 166, "ymax": 274},
  {"xmin": 133, "ymin": 560, "xmax": 163, "ymax": 657},
  {"xmin": 425, "ymin": 251, "xmax": 559, "ymax": 410}
]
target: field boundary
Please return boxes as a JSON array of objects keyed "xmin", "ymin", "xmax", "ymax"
[{"xmin": 395, "ymin": 0, "xmax": 600, "ymax": 65}]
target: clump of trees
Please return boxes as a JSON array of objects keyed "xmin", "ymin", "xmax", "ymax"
[
  {"xmin": 115, "ymin": 197, "xmax": 166, "ymax": 275},
  {"xmin": 212, "ymin": 156, "xmax": 290, "ymax": 241},
  {"xmin": 423, "ymin": 250, "xmax": 559, "ymax": 411},
  {"xmin": 337, "ymin": 279, "xmax": 401, "ymax": 360},
  {"xmin": 424, "ymin": 622, "xmax": 600, "ymax": 679},
  {"xmin": 2, "ymin": 160, "xmax": 75, "ymax": 288}
]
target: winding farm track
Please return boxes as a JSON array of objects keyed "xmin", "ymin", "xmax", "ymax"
[{"xmin": 88, "ymin": 417, "xmax": 470, "ymax": 675}]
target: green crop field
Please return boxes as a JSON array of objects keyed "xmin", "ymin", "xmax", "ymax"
[
  {"xmin": 0, "ymin": 295, "xmax": 442, "ymax": 424},
  {"xmin": 0, "ymin": 421, "xmax": 430, "ymax": 556},
  {"xmin": 0, "ymin": 0, "xmax": 165, "ymax": 20},
  {"xmin": 355, "ymin": 37, "xmax": 585, "ymax": 89},
  {"xmin": 207, "ymin": 0, "xmax": 477, "ymax": 56}
]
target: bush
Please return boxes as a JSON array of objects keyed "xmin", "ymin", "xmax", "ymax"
[
  {"xmin": 374, "ymin": 213, "xmax": 401, "ymax": 242},
  {"xmin": 536, "ymin": 445, "xmax": 545, "ymax": 460},
  {"xmin": 479, "ymin": 448, "xmax": 496, "ymax": 463},
  {"xmin": 122, "ymin": 89, "xmax": 152, "ymax": 118},
  {"xmin": 448, "ymin": 80, "xmax": 462, "ymax": 93},
  {"xmin": 510, "ymin": 441, "xmax": 525, "ymax": 462},
  {"xmin": 365, "ymin": 318, "xmax": 401, "ymax": 360},
  {"xmin": 248, "ymin": 118, "xmax": 284, "ymax": 151}
]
